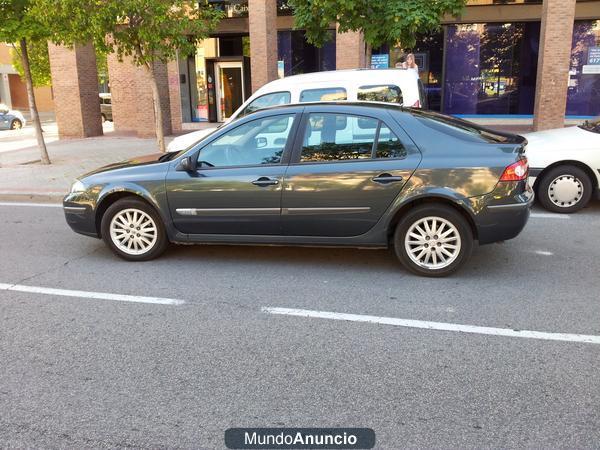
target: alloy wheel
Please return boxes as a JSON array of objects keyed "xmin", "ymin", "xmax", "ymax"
[
  {"xmin": 404, "ymin": 216, "xmax": 461, "ymax": 270},
  {"xmin": 109, "ymin": 208, "xmax": 158, "ymax": 256},
  {"xmin": 548, "ymin": 175, "xmax": 583, "ymax": 208}
]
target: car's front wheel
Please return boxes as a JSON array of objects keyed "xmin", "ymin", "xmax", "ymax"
[
  {"xmin": 100, "ymin": 198, "xmax": 168, "ymax": 261},
  {"xmin": 11, "ymin": 119, "xmax": 22, "ymax": 130},
  {"xmin": 393, "ymin": 204, "xmax": 473, "ymax": 277},
  {"xmin": 537, "ymin": 165, "xmax": 592, "ymax": 213}
]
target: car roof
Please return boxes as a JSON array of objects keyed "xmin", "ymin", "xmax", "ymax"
[
  {"xmin": 251, "ymin": 100, "xmax": 408, "ymax": 115},
  {"xmin": 255, "ymin": 68, "xmax": 418, "ymax": 93}
]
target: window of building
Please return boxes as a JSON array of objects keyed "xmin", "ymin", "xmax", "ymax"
[
  {"xmin": 277, "ymin": 30, "xmax": 336, "ymax": 77},
  {"xmin": 358, "ymin": 85, "xmax": 403, "ymax": 104},
  {"xmin": 197, "ymin": 114, "xmax": 295, "ymax": 168},
  {"xmin": 299, "ymin": 88, "xmax": 347, "ymax": 103},
  {"xmin": 240, "ymin": 91, "xmax": 291, "ymax": 117},
  {"xmin": 567, "ymin": 20, "xmax": 600, "ymax": 117}
]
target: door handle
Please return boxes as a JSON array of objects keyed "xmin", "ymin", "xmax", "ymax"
[
  {"xmin": 252, "ymin": 177, "xmax": 279, "ymax": 187},
  {"xmin": 372, "ymin": 173, "xmax": 404, "ymax": 184}
]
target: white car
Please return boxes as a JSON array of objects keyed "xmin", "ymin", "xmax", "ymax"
[
  {"xmin": 167, "ymin": 68, "xmax": 425, "ymax": 152},
  {"xmin": 524, "ymin": 117, "xmax": 600, "ymax": 213}
]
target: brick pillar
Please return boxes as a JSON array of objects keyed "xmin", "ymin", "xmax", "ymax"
[
  {"xmin": 107, "ymin": 53, "xmax": 172, "ymax": 138},
  {"xmin": 533, "ymin": 0, "xmax": 576, "ymax": 131},
  {"xmin": 335, "ymin": 25, "xmax": 366, "ymax": 70},
  {"xmin": 249, "ymin": 0, "xmax": 278, "ymax": 93},
  {"xmin": 48, "ymin": 43, "xmax": 102, "ymax": 139},
  {"xmin": 167, "ymin": 59, "xmax": 183, "ymax": 133}
]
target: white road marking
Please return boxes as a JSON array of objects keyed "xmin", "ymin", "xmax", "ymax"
[
  {"xmin": 262, "ymin": 307, "xmax": 600, "ymax": 345},
  {"xmin": 530, "ymin": 212, "xmax": 570, "ymax": 219},
  {"xmin": 0, "ymin": 283, "xmax": 184, "ymax": 306},
  {"xmin": 0, "ymin": 202, "xmax": 62, "ymax": 208},
  {"xmin": 533, "ymin": 250, "xmax": 554, "ymax": 256}
]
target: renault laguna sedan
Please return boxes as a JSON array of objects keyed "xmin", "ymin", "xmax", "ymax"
[{"xmin": 64, "ymin": 103, "xmax": 533, "ymax": 277}]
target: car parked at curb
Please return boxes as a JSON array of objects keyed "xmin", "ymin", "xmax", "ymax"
[
  {"xmin": 64, "ymin": 103, "xmax": 532, "ymax": 277},
  {"xmin": 166, "ymin": 68, "xmax": 426, "ymax": 153},
  {"xmin": 524, "ymin": 117, "xmax": 600, "ymax": 213},
  {"xmin": 0, "ymin": 104, "xmax": 26, "ymax": 130},
  {"xmin": 100, "ymin": 93, "xmax": 113, "ymax": 122}
]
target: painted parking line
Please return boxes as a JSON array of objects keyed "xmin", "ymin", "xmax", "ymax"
[
  {"xmin": 0, "ymin": 283, "xmax": 184, "ymax": 306},
  {"xmin": 262, "ymin": 307, "xmax": 600, "ymax": 345},
  {"xmin": 0, "ymin": 202, "xmax": 62, "ymax": 208},
  {"xmin": 530, "ymin": 212, "xmax": 570, "ymax": 219}
]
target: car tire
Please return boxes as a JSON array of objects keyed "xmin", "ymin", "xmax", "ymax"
[
  {"xmin": 11, "ymin": 119, "xmax": 22, "ymax": 130},
  {"xmin": 100, "ymin": 198, "xmax": 168, "ymax": 261},
  {"xmin": 537, "ymin": 165, "xmax": 592, "ymax": 213},
  {"xmin": 393, "ymin": 204, "xmax": 473, "ymax": 277}
]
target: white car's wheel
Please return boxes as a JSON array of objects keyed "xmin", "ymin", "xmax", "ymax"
[{"xmin": 537, "ymin": 165, "xmax": 592, "ymax": 213}]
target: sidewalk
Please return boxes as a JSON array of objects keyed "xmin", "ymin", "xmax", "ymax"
[{"xmin": 0, "ymin": 132, "xmax": 169, "ymax": 202}]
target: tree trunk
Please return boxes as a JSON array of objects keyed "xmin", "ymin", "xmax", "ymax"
[
  {"xmin": 19, "ymin": 38, "xmax": 50, "ymax": 165},
  {"xmin": 365, "ymin": 43, "xmax": 372, "ymax": 68},
  {"xmin": 146, "ymin": 63, "xmax": 166, "ymax": 153}
]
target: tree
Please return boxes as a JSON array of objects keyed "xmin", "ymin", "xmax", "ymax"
[
  {"xmin": 11, "ymin": 39, "xmax": 52, "ymax": 87},
  {"xmin": 288, "ymin": 0, "xmax": 467, "ymax": 65},
  {"xmin": 37, "ymin": 0, "xmax": 223, "ymax": 152},
  {"xmin": 0, "ymin": 0, "xmax": 51, "ymax": 164}
]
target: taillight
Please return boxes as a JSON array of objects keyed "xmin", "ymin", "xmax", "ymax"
[
  {"xmin": 412, "ymin": 100, "xmax": 421, "ymax": 108},
  {"xmin": 499, "ymin": 158, "xmax": 529, "ymax": 181}
]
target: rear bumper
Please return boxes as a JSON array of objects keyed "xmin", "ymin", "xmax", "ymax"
[{"xmin": 476, "ymin": 181, "xmax": 534, "ymax": 245}]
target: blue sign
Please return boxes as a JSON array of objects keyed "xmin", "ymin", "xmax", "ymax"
[
  {"xmin": 588, "ymin": 47, "xmax": 600, "ymax": 65},
  {"xmin": 370, "ymin": 54, "xmax": 389, "ymax": 69}
]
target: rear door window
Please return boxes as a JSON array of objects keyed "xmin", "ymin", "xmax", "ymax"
[
  {"xmin": 358, "ymin": 85, "xmax": 403, "ymax": 104},
  {"xmin": 299, "ymin": 88, "xmax": 347, "ymax": 103}
]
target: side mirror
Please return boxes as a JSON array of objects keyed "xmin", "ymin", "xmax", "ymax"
[
  {"xmin": 255, "ymin": 136, "xmax": 267, "ymax": 148},
  {"xmin": 178, "ymin": 156, "xmax": 197, "ymax": 172}
]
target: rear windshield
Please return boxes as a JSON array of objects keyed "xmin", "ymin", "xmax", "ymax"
[
  {"xmin": 411, "ymin": 110, "xmax": 513, "ymax": 144},
  {"xmin": 579, "ymin": 117, "xmax": 600, "ymax": 134}
]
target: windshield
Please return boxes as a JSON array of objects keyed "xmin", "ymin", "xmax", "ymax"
[{"xmin": 579, "ymin": 117, "xmax": 600, "ymax": 134}]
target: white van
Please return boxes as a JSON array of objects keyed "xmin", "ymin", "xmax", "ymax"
[{"xmin": 167, "ymin": 68, "xmax": 426, "ymax": 152}]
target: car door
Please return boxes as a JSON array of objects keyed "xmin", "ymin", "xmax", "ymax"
[
  {"xmin": 166, "ymin": 112, "xmax": 299, "ymax": 235},
  {"xmin": 281, "ymin": 107, "xmax": 422, "ymax": 237}
]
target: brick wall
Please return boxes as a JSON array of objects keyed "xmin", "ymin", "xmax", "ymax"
[
  {"xmin": 249, "ymin": 0, "xmax": 278, "ymax": 92},
  {"xmin": 335, "ymin": 25, "xmax": 366, "ymax": 70},
  {"xmin": 107, "ymin": 53, "xmax": 172, "ymax": 138},
  {"xmin": 48, "ymin": 43, "xmax": 102, "ymax": 139},
  {"xmin": 533, "ymin": 0, "xmax": 577, "ymax": 131}
]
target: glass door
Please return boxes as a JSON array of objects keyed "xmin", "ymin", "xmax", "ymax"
[{"xmin": 214, "ymin": 61, "xmax": 245, "ymax": 122}]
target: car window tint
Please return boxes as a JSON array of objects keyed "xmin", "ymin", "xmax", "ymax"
[
  {"xmin": 198, "ymin": 114, "xmax": 294, "ymax": 168},
  {"xmin": 358, "ymin": 85, "xmax": 403, "ymax": 104},
  {"xmin": 299, "ymin": 88, "xmax": 347, "ymax": 103},
  {"xmin": 241, "ymin": 91, "xmax": 291, "ymax": 117},
  {"xmin": 376, "ymin": 124, "xmax": 407, "ymax": 159},
  {"xmin": 300, "ymin": 113, "xmax": 378, "ymax": 162}
]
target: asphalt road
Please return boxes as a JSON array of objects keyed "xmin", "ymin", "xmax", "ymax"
[{"xmin": 1, "ymin": 201, "xmax": 599, "ymax": 449}]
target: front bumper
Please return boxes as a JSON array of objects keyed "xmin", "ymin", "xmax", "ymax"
[
  {"xmin": 63, "ymin": 193, "xmax": 99, "ymax": 238},
  {"xmin": 475, "ymin": 180, "xmax": 534, "ymax": 245}
]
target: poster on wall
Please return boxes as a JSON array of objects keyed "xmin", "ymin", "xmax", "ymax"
[
  {"xmin": 370, "ymin": 54, "xmax": 389, "ymax": 69},
  {"xmin": 277, "ymin": 60, "xmax": 285, "ymax": 78},
  {"xmin": 582, "ymin": 47, "xmax": 600, "ymax": 74}
]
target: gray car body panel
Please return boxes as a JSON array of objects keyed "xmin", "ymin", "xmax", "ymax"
[{"xmin": 64, "ymin": 102, "xmax": 532, "ymax": 248}]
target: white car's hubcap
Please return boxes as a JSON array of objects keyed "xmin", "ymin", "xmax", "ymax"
[
  {"xmin": 548, "ymin": 175, "xmax": 583, "ymax": 207},
  {"xmin": 110, "ymin": 208, "xmax": 157, "ymax": 255},
  {"xmin": 405, "ymin": 216, "xmax": 461, "ymax": 270}
]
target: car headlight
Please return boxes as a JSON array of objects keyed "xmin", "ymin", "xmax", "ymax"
[{"xmin": 70, "ymin": 180, "xmax": 86, "ymax": 193}]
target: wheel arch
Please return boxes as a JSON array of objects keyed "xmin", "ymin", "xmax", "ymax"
[
  {"xmin": 386, "ymin": 196, "xmax": 479, "ymax": 243},
  {"xmin": 533, "ymin": 160, "xmax": 598, "ymax": 192},
  {"xmin": 95, "ymin": 191, "xmax": 159, "ymax": 237}
]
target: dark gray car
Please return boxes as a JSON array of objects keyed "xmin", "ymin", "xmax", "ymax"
[{"xmin": 63, "ymin": 103, "xmax": 533, "ymax": 276}]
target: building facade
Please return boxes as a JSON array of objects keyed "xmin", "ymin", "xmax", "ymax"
[{"xmin": 47, "ymin": 0, "xmax": 600, "ymax": 139}]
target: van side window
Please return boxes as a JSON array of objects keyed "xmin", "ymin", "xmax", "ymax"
[
  {"xmin": 357, "ymin": 85, "xmax": 403, "ymax": 104},
  {"xmin": 240, "ymin": 91, "xmax": 291, "ymax": 117},
  {"xmin": 299, "ymin": 88, "xmax": 347, "ymax": 103}
]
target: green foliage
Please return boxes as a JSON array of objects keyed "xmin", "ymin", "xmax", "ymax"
[
  {"xmin": 0, "ymin": 0, "xmax": 49, "ymax": 43},
  {"xmin": 35, "ymin": 0, "xmax": 224, "ymax": 69},
  {"xmin": 287, "ymin": 0, "xmax": 467, "ymax": 49},
  {"xmin": 11, "ymin": 40, "xmax": 51, "ymax": 87}
]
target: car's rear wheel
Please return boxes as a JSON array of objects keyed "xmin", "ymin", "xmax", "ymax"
[
  {"xmin": 393, "ymin": 204, "xmax": 473, "ymax": 277},
  {"xmin": 11, "ymin": 119, "xmax": 22, "ymax": 130},
  {"xmin": 100, "ymin": 198, "xmax": 168, "ymax": 261},
  {"xmin": 537, "ymin": 165, "xmax": 592, "ymax": 213}
]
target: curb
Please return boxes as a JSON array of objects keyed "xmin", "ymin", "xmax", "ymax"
[{"xmin": 0, "ymin": 193, "xmax": 64, "ymax": 203}]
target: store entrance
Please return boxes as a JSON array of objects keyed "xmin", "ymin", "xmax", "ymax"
[{"xmin": 214, "ymin": 61, "xmax": 245, "ymax": 122}]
